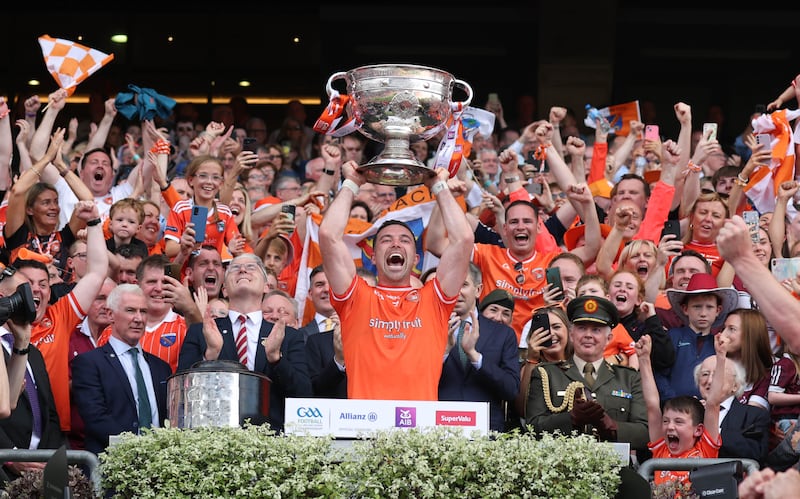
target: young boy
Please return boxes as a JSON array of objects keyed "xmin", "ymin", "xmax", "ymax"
[
  {"xmin": 636, "ymin": 333, "xmax": 727, "ymax": 489},
  {"xmin": 661, "ymin": 273, "xmax": 738, "ymax": 400},
  {"xmin": 106, "ymin": 198, "xmax": 148, "ymax": 255}
]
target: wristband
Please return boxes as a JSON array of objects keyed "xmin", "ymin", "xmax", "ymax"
[
  {"xmin": 160, "ymin": 183, "xmax": 170, "ymax": 192},
  {"xmin": 687, "ymin": 161, "xmax": 702, "ymax": 173},
  {"xmin": 86, "ymin": 218, "xmax": 102, "ymax": 227},
  {"xmin": 133, "ymin": 154, "xmax": 141, "ymax": 162},
  {"xmin": 341, "ymin": 179, "xmax": 359, "ymax": 196},
  {"xmin": 504, "ymin": 176, "xmax": 520, "ymax": 184},
  {"xmin": 12, "ymin": 345, "xmax": 30, "ymax": 355},
  {"xmin": 734, "ymin": 174, "xmax": 749, "ymax": 188},
  {"xmin": 322, "ymin": 168, "xmax": 335, "ymax": 176},
  {"xmin": 430, "ymin": 181, "xmax": 448, "ymax": 197}
]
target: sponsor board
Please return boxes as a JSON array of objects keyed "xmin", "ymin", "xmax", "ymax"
[{"xmin": 284, "ymin": 398, "xmax": 489, "ymax": 438}]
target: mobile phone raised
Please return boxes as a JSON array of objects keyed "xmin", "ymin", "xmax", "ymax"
[
  {"xmin": 644, "ymin": 125, "xmax": 660, "ymax": 142},
  {"xmin": 190, "ymin": 205, "xmax": 209, "ymax": 243},
  {"xmin": 742, "ymin": 210, "xmax": 760, "ymax": 244},
  {"xmin": 530, "ymin": 310, "xmax": 552, "ymax": 347},
  {"xmin": 755, "ymin": 133, "xmax": 772, "ymax": 153},
  {"xmin": 164, "ymin": 262, "xmax": 176, "ymax": 279},
  {"xmin": 243, "ymin": 137, "xmax": 258, "ymax": 153},
  {"xmin": 703, "ymin": 123, "xmax": 718, "ymax": 141},
  {"xmin": 661, "ymin": 219, "xmax": 681, "ymax": 240},
  {"xmin": 546, "ymin": 266, "xmax": 563, "ymax": 299}
]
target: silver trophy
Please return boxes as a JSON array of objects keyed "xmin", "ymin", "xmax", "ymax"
[{"xmin": 324, "ymin": 64, "xmax": 473, "ymax": 186}]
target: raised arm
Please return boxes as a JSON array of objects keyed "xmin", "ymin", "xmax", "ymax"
[
  {"xmin": 28, "ymin": 89, "xmax": 68, "ymax": 161},
  {"xmin": 718, "ymin": 216, "xmax": 800, "ymax": 354},
  {"xmin": 0, "ymin": 98, "xmax": 12, "ymax": 192},
  {"xmin": 85, "ymin": 98, "xmax": 117, "ymax": 151},
  {"xmin": 70, "ymin": 201, "xmax": 109, "ymax": 312},
  {"xmin": 425, "ymin": 168, "xmax": 473, "ymax": 298},
  {"xmin": 703, "ymin": 334, "xmax": 728, "ymax": 443},
  {"xmin": 634, "ymin": 335, "xmax": 662, "ymax": 443},
  {"xmin": 319, "ymin": 160, "xmax": 362, "ymax": 295},
  {"xmin": 771, "ymin": 180, "xmax": 798, "ymax": 258}
]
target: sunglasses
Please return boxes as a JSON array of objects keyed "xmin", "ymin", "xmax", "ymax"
[
  {"xmin": 514, "ymin": 262, "xmax": 525, "ymax": 285},
  {"xmin": 0, "ymin": 265, "xmax": 16, "ymax": 283}
]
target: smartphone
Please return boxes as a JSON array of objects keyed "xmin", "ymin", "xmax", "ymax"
[
  {"xmin": 530, "ymin": 310, "xmax": 552, "ymax": 347},
  {"xmin": 644, "ymin": 125, "xmax": 660, "ymax": 142},
  {"xmin": 190, "ymin": 205, "xmax": 209, "ymax": 243},
  {"xmin": 164, "ymin": 262, "xmax": 176, "ymax": 279},
  {"xmin": 281, "ymin": 204, "xmax": 296, "ymax": 235},
  {"xmin": 524, "ymin": 181, "xmax": 543, "ymax": 196},
  {"xmin": 661, "ymin": 219, "xmax": 681, "ymax": 240},
  {"xmin": 743, "ymin": 210, "xmax": 760, "ymax": 244},
  {"xmin": 546, "ymin": 266, "xmax": 563, "ymax": 299},
  {"xmin": 243, "ymin": 137, "xmax": 258, "ymax": 153},
  {"xmin": 703, "ymin": 123, "xmax": 718, "ymax": 141},
  {"xmin": 755, "ymin": 133, "xmax": 773, "ymax": 153},
  {"xmin": 487, "ymin": 93, "xmax": 500, "ymax": 105},
  {"xmin": 772, "ymin": 257, "xmax": 800, "ymax": 281}
]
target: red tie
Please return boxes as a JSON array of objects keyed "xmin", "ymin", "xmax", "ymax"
[{"xmin": 236, "ymin": 315, "xmax": 248, "ymax": 366}]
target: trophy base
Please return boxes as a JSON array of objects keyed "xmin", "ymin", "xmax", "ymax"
[{"xmin": 357, "ymin": 157, "xmax": 436, "ymax": 186}]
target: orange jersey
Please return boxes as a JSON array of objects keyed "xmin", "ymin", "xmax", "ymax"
[
  {"xmin": 472, "ymin": 243, "xmax": 560, "ymax": 342},
  {"xmin": 331, "ymin": 276, "xmax": 456, "ymax": 400},
  {"xmin": 98, "ymin": 310, "xmax": 187, "ymax": 374},
  {"xmin": 604, "ymin": 323, "xmax": 637, "ymax": 358},
  {"xmin": 164, "ymin": 200, "xmax": 249, "ymax": 256},
  {"xmin": 649, "ymin": 428, "xmax": 721, "ymax": 487},
  {"xmin": 31, "ymin": 292, "xmax": 86, "ymax": 431}
]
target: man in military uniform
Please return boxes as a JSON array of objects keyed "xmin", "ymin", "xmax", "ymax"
[{"xmin": 525, "ymin": 295, "xmax": 648, "ymax": 454}]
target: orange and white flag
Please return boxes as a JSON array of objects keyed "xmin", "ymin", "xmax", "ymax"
[
  {"xmin": 38, "ymin": 35, "xmax": 114, "ymax": 96},
  {"xmin": 583, "ymin": 100, "xmax": 641, "ymax": 136}
]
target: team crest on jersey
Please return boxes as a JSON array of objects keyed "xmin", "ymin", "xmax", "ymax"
[
  {"xmin": 160, "ymin": 333, "xmax": 177, "ymax": 347},
  {"xmin": 40, "ymin": 317, "xmax": 53, "ymax": 328},
  {"xmin": 104, "ymin": 196, "xmax": 113, "ymax": 205},
  {"xmin": 533, "ymin": 268, "xmax": 545, "ymax": 281},
  {"xmin": 217, "ymin": 221, "xmax": 225, "ymax": 233},
  {"xmin": 406, "ymin": 290, "xmax": 420, "ymax": 302}
]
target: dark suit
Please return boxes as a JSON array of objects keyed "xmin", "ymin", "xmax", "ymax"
[
  {"xmin": 438, "ymin": 315, "xmax": 520, "ymax": 433},
  {"xmin": 71, "ymin": 343, "xmax": 171, "ymax": 456},
  {"xmin": 527, "ymin": 358, "xmax": 649, "ymax": 453},
  {"xmin": 0, "ymin": 344, "xmax": 65, "ymax": 480},
  {"xmin": 719, "ymin": 398, "xmax": 771, "ymax": 465},
  {"xmin": 178, "ymin": 316, "xmax": 312, "ymax": 432},
  {"xmin": 305, "ymin": 331, "xmax": 347, "ymax": 398},
  {"xmin": 299, "ymin": 319, "xmax": 322, "ymax": 345}
]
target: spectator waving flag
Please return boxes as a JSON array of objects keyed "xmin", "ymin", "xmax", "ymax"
[
  {"xmin": 745, "ymin": 109, "xmax": 800, "ymax": 215},
  {"xmin": 38, "ymin": 35, "xmax": 114, "ymax": 96}
]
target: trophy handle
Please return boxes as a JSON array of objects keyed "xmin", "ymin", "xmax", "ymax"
[
  {"xmin": 325, "ymin": 72, "xmax": 348, "ymax": 97},
  {"xmin": 453, "ymin": 79, "xmax": 473, "ymax": 108}
]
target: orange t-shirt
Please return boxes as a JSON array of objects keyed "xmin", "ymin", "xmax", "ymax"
[
  {"xmin": 472, "ymin": 243, "xmax": 560, "ymax": 343},
  {"xmin": 98, "ymin": 310, "xmax": 187, "ymax": 374},
  {"xmin": 164, "ymin": 200, "xmax": 250, "ymax": 257},
  {"xmin": 31, "ymin": 292, "xmax": 86, "ymax": 431},
  {"xmin": 649, "ymin": 428, "xmax": 721, "ymax": 487},
  {"xmin": 603, "ymin": 323, "xmax": 636, "ymax": 358},
  {"xmin": 331, "ymin": 276, "xmax": 456, "ymax": 400}
]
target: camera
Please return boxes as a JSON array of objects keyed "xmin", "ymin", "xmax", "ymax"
[{"xmin": 0, "ymin": 283, "xmax": 37, "ymax": 326}]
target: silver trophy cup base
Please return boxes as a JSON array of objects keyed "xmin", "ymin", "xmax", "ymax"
[{"xmin": 357, "ymin": 157, "xmax": 436, "ymax": 186}]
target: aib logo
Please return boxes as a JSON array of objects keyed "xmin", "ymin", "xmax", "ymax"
[
  {"xmin": 396, "ymin": 407, "xmax": 416, "ymax": 428},
  {"xmin": 297, "ymin": 407, "xmax": 323, "ymax": 418}
]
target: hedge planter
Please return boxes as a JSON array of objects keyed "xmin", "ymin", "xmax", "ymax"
[{"xmin": 99, "ymin": 425, "xmax": 623, "ymax": 498}]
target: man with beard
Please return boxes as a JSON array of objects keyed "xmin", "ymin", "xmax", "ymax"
[{"xmin": 319, "ymin": 164, "xmax": 473, "ymax": 400}]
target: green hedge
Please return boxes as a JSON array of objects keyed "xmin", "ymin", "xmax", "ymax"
[{"xmin": 99, "ymin": 425, "xmax": 623, "ymax": 498}]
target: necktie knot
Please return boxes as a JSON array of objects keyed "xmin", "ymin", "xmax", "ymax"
[{"xmin": 583, "ymin": 362, "xmax": 596, "ymax": 388}]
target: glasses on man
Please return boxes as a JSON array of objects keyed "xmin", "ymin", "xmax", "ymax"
[
  {"xmin": 70, "ymin": 252, "xmax": 88, "ymax": 260},
  {"xmin": 228, "ymin": 262, "xmax": 262, "ymax": 274},
  {"xmin": 514, "ymin": 262, "xmax": 525, "ymax": 285},
  {"xmin": 0, "ymin": 265, "xmax": 16, "ymax": 284},
  {"xmin": 194, "ymin": 173, "xmax": 224, "ymax": 183}
]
